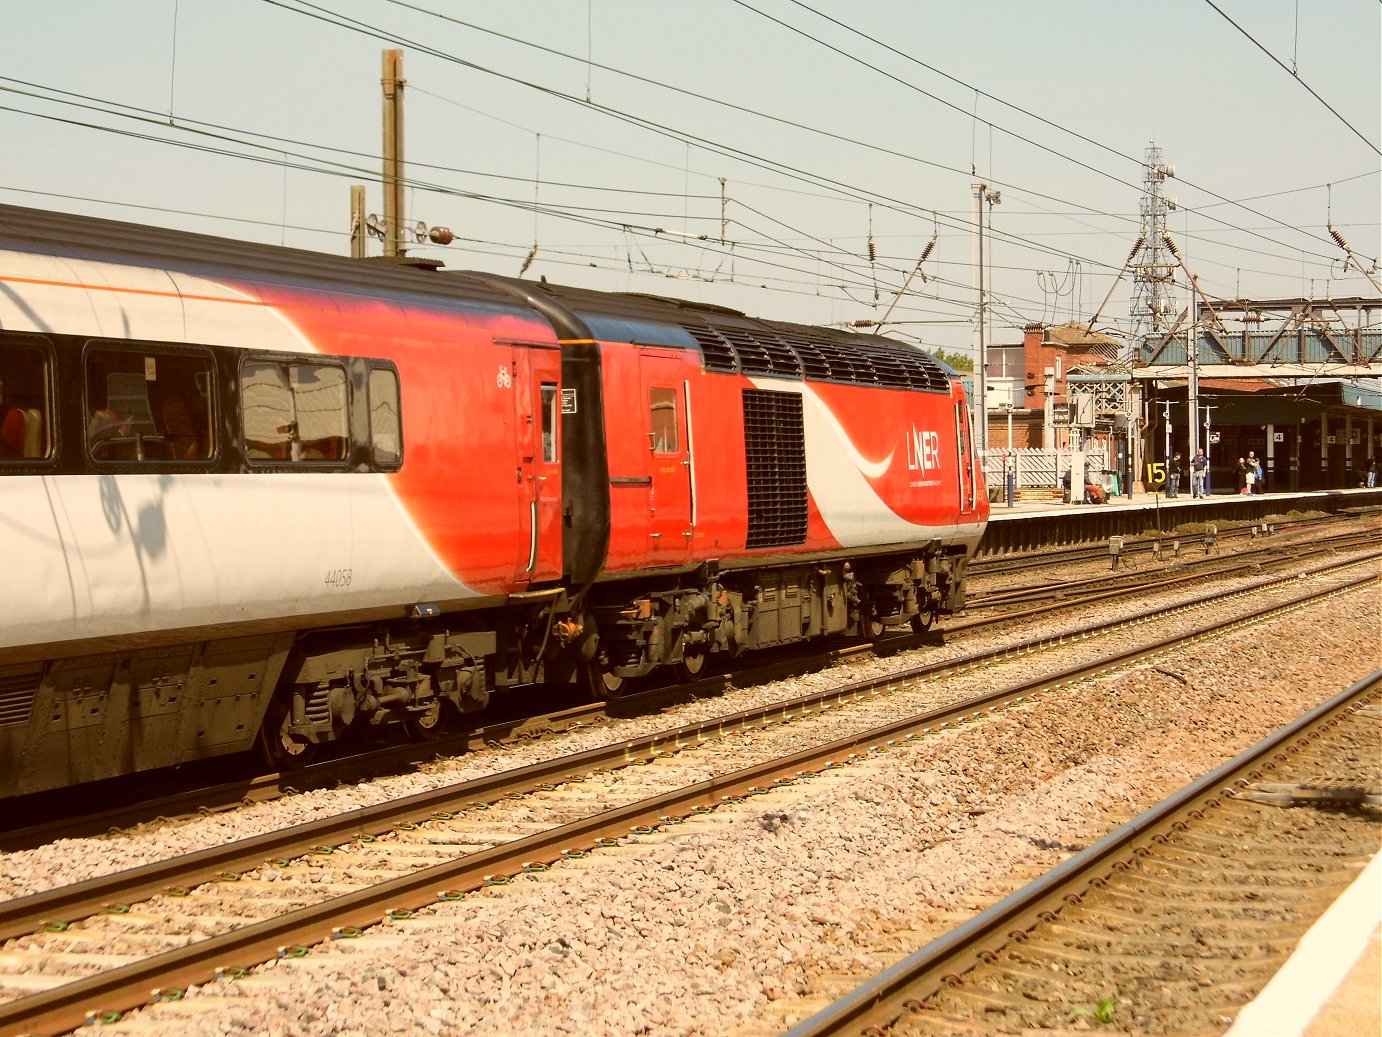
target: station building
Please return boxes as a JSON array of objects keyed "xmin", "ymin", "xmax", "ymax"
[{"xmin": 979, "ymin": 298, "xmax": 1382, "ymax": 493}]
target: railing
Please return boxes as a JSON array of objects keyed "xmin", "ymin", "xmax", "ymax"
[{"xmin": 981, "ymin": 447, "xmax": 1111, "ymax": 492}]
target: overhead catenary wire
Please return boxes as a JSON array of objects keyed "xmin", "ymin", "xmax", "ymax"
[
  {"xmin": 257, "ymin": 0, "xmax": 1352, "ymax": 270},
  {"xmin": 1200, "ymin": 0, "xmax": 1380, "ymax": 156},
  {"xmin": 733, "ymin": 0, "xmax": 1368, "ymax": 257},
  {"xmin": 3, "ymin": 3, "xmax": 1374, "ymax": 346},
  {"xmin": 244, "ymin": 0, "xmax": 1382, "ymax": 315},
  {"xmin": 0, "ymin": 87, "xmax": 1360, "ymax": 343}
]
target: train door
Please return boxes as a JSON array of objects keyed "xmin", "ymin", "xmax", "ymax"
[
  {"xmin": 639, "ymin": 352, "xmax": 692, "ymax": 564},
  {"xmin": 511, "ymin": 345, "xmax": 563, "ymax": 585},
  {"xmin": 954, "ymin": 395, "xmax": 979, "ymax": 515}
]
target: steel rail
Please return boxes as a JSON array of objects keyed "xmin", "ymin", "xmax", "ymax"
[
  {"xmin": 1, "ymin": 551, "xmax": 1376, "ymax": 946},
  {"xmin": 779, "ymin": 666, "xmax": 1382, "ymax": 1037},
  {"xmin": 4, "ymin": 530, "xmax": 1374, "ymax": 852},
  {"xmin": 963, "ymin": 529, "xmax": 1379, "ymax": 611},
  {"xmin": 1, "ymin": 573, "xmax": 1376, "ymax": 1036}
]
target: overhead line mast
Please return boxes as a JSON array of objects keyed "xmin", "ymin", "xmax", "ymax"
[{"xmin": 1130, "ymin": 143, "xmax": 1179, "ymax": 337}]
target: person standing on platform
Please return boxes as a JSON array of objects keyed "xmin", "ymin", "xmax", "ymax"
[
  {"xmin": 1247, "ymin": 451, "xmax": 1263, "ymax": 494},
  {"xmin": 1190, "ymin": 448, "xmax": 1208, "ymax": 498},
  {"xmin": 1236, "ymin": 457, "xmax": 1249, "ymax": 494},
  {"xmin": 1167, "ymin": 452, "xmax": 1183, "ymax": 497}
]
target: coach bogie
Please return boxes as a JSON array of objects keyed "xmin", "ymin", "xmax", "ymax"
[{"xmin": 426, "ymin": 631, "xmax": 495, "ymax": 714}]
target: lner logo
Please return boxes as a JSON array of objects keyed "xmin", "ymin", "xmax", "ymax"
[{"xmin": 906, "ymin": 427, "xmax": 942, "ymax": 472}]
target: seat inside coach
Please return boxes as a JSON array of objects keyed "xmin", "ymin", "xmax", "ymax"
[
  {"xmin": 0, "ymin": 341, "xmax": 51, "ymax": 460},
  {"xmin": 0, "ymin": 407, "xmax": 24, "ymax": 458},
  {"xmin": 1, "ymin": 405, "xmax": 47, "ymax": 460},
  {"xmin": 81, "ymin": 349, "xmax": 214, "ymax": 463}
]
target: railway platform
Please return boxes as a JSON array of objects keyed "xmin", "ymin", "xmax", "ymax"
[
  {"xmin": 1226, "ymin": 850, "xmax": 1380, "ymax": 1037},
  {"xmin": 978, "ymin": 486, "xmax": 1382, "ymax": 555}
]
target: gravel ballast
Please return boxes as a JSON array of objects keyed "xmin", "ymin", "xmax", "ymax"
[{"xmin": 27, "ymin": 572, "xmax": 1376, "ymax": 1037}]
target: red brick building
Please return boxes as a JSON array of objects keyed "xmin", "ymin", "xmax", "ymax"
[{"xmin": 985, "ymin": 321, "xmax": 1124, "ymax": 450}]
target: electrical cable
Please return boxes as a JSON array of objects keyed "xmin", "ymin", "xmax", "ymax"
[
  {"xmin": 253, "ymin": 0, "xmax": 1370, "ymax": 306},
  {"xmin": 1201, "ymin": 0, "xmax": 1379, "ymax": 155},
  {"xmin": 736, "ymin": 0, "xmax": 1374, "ymax": 260},
  {"xmin": 7, "ymin": 4, "xmax": 1375, "ymax": 337},
  {"xmin": 252, "ymin": 0, "xmax": 1172, "ymax": 271}
]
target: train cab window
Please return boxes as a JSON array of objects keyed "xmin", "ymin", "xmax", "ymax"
[
  {"xmin": 540, "ymin": 382, "xmax": 558, "ymax": 463},
  {"xmin": 649, "ymin": 386, "xmax": 678, "ymax": 453},
  {"xmin": 85, "ymin": 347, "xmax": 213, "ymax": 462},
  {"xmin": 0, "ymin": 335, "xmax": 54, "ymax": 462},
  {"xmin": 242, "ymin": 359, "xmax": 347, "ymax": 463},
  {"xmin": 367, "ymin": 366, "xmax": 402, "ymax": 468}
]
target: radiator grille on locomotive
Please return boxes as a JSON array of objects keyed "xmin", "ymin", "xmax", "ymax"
[
  {"xmin": 742, "ymin": 389, "xmax": 807, "ymax": 549},
  {"xmin": 681, "ymin": 319, "xmax": 951, "ymax": 393},
  {"xmin": 0, "ymin": 668, "xmax": 41, "ymax": 726}
]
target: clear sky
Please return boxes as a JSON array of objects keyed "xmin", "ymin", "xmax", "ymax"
[{"xmin": 2, "ymin": 0, "xmax": 1378, "ymax": 354}]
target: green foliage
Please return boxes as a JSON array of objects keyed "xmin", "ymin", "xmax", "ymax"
[
  {"xmin": 929, "ymin": 348, "xmax": 973, "ymax": 372},
  {"xmin": 1071, "ymin": 996, "xmax": 1118, "ymax": 1025}
]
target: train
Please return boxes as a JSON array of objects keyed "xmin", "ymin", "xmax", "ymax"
[{"xmin": 0, "ymin": 202, "xmax": 988, "ymax": 798}]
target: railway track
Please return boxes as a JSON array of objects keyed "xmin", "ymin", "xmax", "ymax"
[
  {"xmin": 969, "ymin": 510, "xmax": 1357, "ymax": 576},
  {"xmin": 781, "ymin": 670, "xmax": 1382, "ymax": 1037},
  {"xmin": 0, "ymin": 557, "xmax": 1376, "ymax": 1036},
  {"xmin": 3, "ymin": 528, "xmax": 1378, "ymax": 851},
  {"xmin": 967, "ymin": 517, "xmax": 1376, "ymax": 608},
  {"xmin": 962, "ymin": 525, "xmax": 1379, "ymax": 612}
]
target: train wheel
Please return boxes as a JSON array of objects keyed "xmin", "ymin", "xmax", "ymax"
[
  {"xmin": 674, "ymin": 644, "xmax": 709, "ymax": 682},
  {"xmin": 867, "ymin": 605, "xmax": 890, "ymax": 640},
  {"xmin": 404, "ymin": 698, "xmax": 446, "ymax": 741},
  {"xmin": 256, "ymin": 698, "xmax": 316, "ymax": 771},
  {"xmin": 911, "ymin": 605, "xmax": 937, "ymax": 634},
  {"xmin": 582, "ymin": 663, "xmax": 627, "ymax": 699}
]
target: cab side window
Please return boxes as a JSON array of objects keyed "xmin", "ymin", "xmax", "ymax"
[
  {"xmin": 0, "ymin": 335, "xmax": 54, "ymax": 462},
  {"xmin": 241, "ymin": 359, "xmax": 348, "ymax": 463},
  {"xmin": 367, "ymin": 365, "xmax": 403, "ymax": 469},
  {"xmin": 86, "ymin": 346, "xmax": 213, "ymax": 462}
]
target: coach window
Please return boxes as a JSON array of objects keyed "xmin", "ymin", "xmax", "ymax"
[
  {"xmin": 242, "ymin": 359, "xmax": 347, "ymax": 463},
  {"xmin": 86, "ymin": 346, "xmax": 213, "ymax": 462},
  {"xmin": 0, "ymin": 335, "xmax": 53, "ymax": 462},
  {"xmin": 540, "ymin": 382, "xmax": 558, "ymax": 462},
  {"xmin": 649, "ymin": 386, "xmax": 678, "ymax": 453},
  {"xmin": 367, "ymin": 366, "xmax": 402, "ymax": 468}
]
